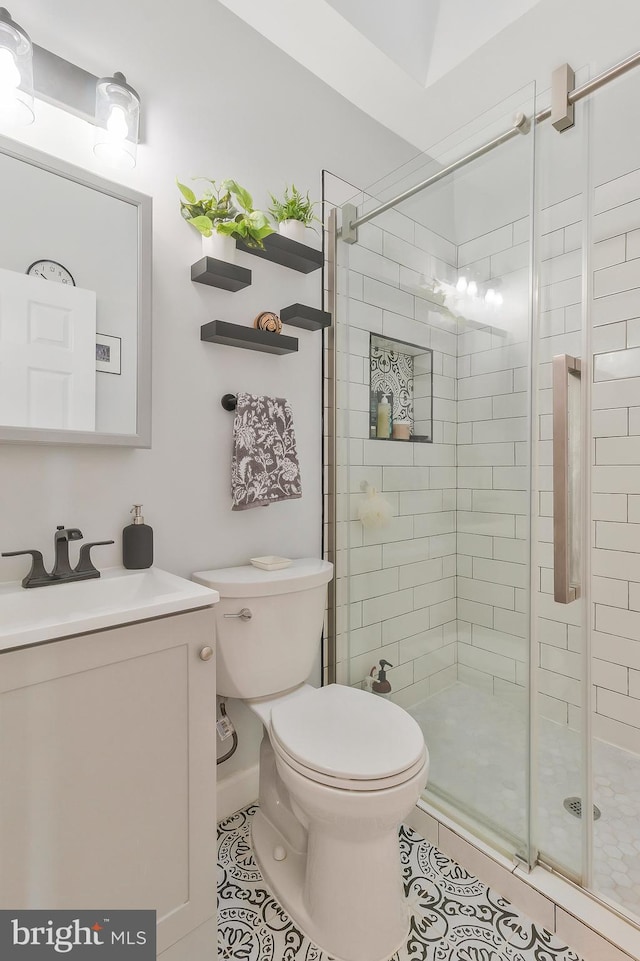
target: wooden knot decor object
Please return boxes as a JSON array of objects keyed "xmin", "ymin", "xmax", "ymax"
[{"xmin": 253, "ymin": 311, "xmax": 282, "ymax": 334}]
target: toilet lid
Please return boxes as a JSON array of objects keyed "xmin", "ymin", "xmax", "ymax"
[{"xmin": 269, "ymin": 684, "xmax": 425, "ymax": 781}]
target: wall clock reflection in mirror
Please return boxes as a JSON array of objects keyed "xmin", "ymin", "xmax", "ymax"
[{"xmin": 26, "ymin": 259, "xmax": 75, "ymax": 286}]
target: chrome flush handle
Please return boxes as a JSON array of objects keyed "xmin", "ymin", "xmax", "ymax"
[{"xmin": 223, "ymin": 608, "xmax": 252, "ymax": 620}]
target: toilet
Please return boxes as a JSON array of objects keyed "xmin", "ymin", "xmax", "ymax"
[{"xmin": 193, "ymin": 558, "xmax": 429, "ymax": 961}]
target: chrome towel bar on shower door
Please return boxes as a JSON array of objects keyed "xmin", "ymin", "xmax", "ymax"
[{"xmin": 552, "ymin": 353, "xmax": 582, "ymax": 604}]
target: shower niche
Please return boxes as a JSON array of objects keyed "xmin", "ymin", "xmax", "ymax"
[{"xmin": 369, "ymin": 333, "xmax": 433, "ymax": 442}]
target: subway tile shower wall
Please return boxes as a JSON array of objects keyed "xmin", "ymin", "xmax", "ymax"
[
  {"xmin": 589, "ymin": 165, "xmax": 640, "ymax": 754},
  {"xmin": 324, "ymin": 172, "xmax": 530, "ymax": 708},
  {"xmin": 537, "ymin": 164, "xmax": 640, "ymax": 755},
  {"xmin": 324, "ymin": 164, "xmax": 640, "ymax": 756},
  {"xmin": 455, "ymin": 214, "xmax": 530, "ymax": 699},
  {"xmin": 324, "ymin": 173, "xmax": 465, "ymax": 707},
  {"xmin": 536, "ymin": 189, "xmax": 585, "ymax": 734}
]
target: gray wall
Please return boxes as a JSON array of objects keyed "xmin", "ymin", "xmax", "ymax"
[{"xmin": 0, "ymin": 0, "xmax": 416, "ymax": 784}]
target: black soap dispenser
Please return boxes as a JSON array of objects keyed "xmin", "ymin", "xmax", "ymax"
[
  {"xmin": 122, "ymin": 504, "xmax": 153, "ymax": 570},
  {"xmin": 372, "ymin": 659, "xmax": 393, "ymax": 696}
]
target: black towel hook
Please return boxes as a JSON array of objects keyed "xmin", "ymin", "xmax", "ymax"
[{"xmin": 221, "ymin": 394, "xmax": 237, "ymax": 411}]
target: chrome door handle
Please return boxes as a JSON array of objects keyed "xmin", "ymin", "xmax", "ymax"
[
  {"xmin": 552, "ymin": 353, "xmax": 582, "ymax": 604},
  {"xmin": 223, "ymin": 608, "xmax": 252, "ymax": 620}
]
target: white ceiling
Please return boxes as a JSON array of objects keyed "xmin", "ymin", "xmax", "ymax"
[
  {"xmin": 324, "ymin": 0, "xmax": 439, "ymax": 85},
  {"xmin": 325, "ymin": 0, "xmax": 542, "ymax": 87},
  {"xmin": 217, "ymin": 0, "xmax": 544, "ymax": 149}
]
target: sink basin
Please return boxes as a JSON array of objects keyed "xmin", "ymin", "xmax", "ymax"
[{"xmin": 0, "ymin": 567, "xmax": 219, "ymax": 651}]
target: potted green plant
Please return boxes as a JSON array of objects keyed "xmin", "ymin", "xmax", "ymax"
[
  {"xmin": 177, "ymin": 177, "xmax": 273, "ymax": 262},
  {"xmin": 268, "ymin": 184, "xmax": 320, "ymax": 243}
]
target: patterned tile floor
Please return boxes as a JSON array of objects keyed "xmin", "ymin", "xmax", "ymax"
[
  {"xmin": 218, "ymin": 804, "xmax": 583, "ymax": 961},
  {"xmin": 410, "ymin": 682, "xmax": 640, "ymax": 919}
]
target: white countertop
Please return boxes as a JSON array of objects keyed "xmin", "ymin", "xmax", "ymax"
[{"xmin": 0, "ymin": 566, "xmax": 219, "ymax": 651}]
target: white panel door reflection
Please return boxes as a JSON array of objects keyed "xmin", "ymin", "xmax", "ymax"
[{"xmin": 0, "ymin": 268, "xmax": 96, "ymax": 430}]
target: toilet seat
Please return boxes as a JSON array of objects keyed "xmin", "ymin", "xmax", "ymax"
[
  {"xmin": 271, "ymin": 733, "xmax": 427, "ymax": 791},
  {"xmin": 269, "ymin": 684, "xmax": 426, "ymax": 791}
]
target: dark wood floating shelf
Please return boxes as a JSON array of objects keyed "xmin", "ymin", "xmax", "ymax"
[
  {"xmin": 191, "ymin": 256, "xmax": 252, "ymax": 292},
  {"xmin": 281, "ymin": 303, "xmax": 332, "ymax": 331},
  {"xmin": 235, "ymin": 234, "xmax": 323, "ymax": 273},
  {"xmin": 200, "ymin": 320, "xmax": 298, "ymax": 355}
]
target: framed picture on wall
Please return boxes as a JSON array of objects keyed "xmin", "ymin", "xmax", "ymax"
[{"xmin": 96, "ymin": 333, "xmax": 121, "ymax": 375}]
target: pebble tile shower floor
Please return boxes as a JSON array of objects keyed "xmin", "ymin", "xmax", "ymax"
[
  {"xmin": 217, "ymin": 805, "xmax": 583, "ymax": 961},
  {"xmin": 410, "ymin": 682, "xmax": 640, "ymax": 917}
]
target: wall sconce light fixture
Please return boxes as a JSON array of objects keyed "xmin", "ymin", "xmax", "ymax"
[
  {"xmin": 93, "ymin": 72, "xmax": 140, "ymax": 168},
  {"xmin": 0, "ymin": 9, "xmax": 141, "ymax": 168},
  {"xmin": 0, "ymin": 7, "xmax": 34, "ymax": 127}
]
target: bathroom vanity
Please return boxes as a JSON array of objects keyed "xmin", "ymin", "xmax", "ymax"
[{"xmin": 0, "ymin": 569, "xmax": 219, "ymax": 960}]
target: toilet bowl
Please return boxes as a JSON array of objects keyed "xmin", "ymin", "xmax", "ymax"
[
  {"xmin": 250, "ymin": 683, "xmax": 428, "ymax": 961},
  {"xmin": 193, "ymin": 559, "xmax": 429, "ymax": 961}
]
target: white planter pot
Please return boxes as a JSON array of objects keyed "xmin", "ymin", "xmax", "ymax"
[
  {"xmin": 202, "ymin": 232, "xmax": 235, "ymax": 263},
  {"xmin": 278, "ymin": 220, "xmax": 311, "ymax": 244}
]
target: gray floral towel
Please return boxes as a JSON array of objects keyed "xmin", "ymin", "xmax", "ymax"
[{"xmin": 231, "ymin": 393, "xmax": 302, "ymax": 510}]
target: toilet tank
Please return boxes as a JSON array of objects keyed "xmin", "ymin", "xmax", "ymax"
[{"xmin": 192, "ymin": 558, "xmax": 333, "ymax": 699}]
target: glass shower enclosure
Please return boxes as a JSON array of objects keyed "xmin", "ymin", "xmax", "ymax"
[{"xmin": 326, "ymin": 61, "xmax": 640, "ymax": 924}]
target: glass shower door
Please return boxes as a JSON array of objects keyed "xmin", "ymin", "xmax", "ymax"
[
  {"xmin": 532, "ymin": 92, "xmax": 589, "ymax": 884},
  {"xmin": 534, "ymin": 65, "xmax": 640, "ymax": 922},
  {"xmin": 331, "ymin": 85, "xmax": 536, "ymax": 864},
  {"xmin": 329, "ymin": 57, "xmax": 640, "ymax": 923}
]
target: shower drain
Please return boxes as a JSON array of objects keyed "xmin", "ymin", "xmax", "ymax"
[{"xmin": 563, "ymin": 796, "xmax": 601, "ymax": 820}]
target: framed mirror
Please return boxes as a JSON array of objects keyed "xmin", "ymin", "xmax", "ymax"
[{"xmin": 0, "ymin": 134, "xmax": 151, "ymax": 447}]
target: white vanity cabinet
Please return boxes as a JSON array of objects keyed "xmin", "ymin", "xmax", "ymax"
[{"xmin": 0, "ymin": 607, "xmax": 217, "ymax": 959}]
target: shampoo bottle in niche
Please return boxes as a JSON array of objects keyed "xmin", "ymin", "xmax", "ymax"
[
  {"xmin": 376, "ymin": 394, "xmax": 391, "ymax": 438},
  {"xmin": 123, "ymin": 504, "xmax": 153, "ymax": 570}
]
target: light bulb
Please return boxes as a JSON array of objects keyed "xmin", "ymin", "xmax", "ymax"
[
  {"xmin": 467, "ymin": 281, "xmax": 478, "ymax": 297},
  {"xmin": 94, "ymin": 73, "xmax": 139, "ymax": 168},
  {"xmin": 0, "ymin": 47, "xmax": 20, "ymax": 98},
  {"xmin": 93, "ymin": 104, "xmax": 134, "ymax": 166},
  {"xmin": 494, "ymin": 293, "xmax": 504, "ymax": 307},
  {"xmin": 106, "ymin": 104, "xmax": 128, "ymax": 142},
  {"xmin": 456, "ymin": 277, "xmax": 467, "ymax": 293},
  {"xmin": 0, "ymin": 9, "xmax": 34, "ymax": 126},
  {"xmin": 485, "ymin": 288, "xmax": 496, "ymax": 303}
]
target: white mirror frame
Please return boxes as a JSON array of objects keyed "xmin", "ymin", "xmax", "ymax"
[{"xmin": 0, "ymin": 134, "xmax": 152, "ymax": 448}]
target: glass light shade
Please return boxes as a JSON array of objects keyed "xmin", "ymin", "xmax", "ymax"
[
  {"xmin": 0, "ymin": 8, "xmax": 34, "ymax": 127},
  {"xmin": 93, "ymin": 72, "xmax": 140, "ymax": 169}
]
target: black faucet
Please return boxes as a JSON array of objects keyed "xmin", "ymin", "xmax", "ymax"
[
  {"xmin": 52, "ymin": 526, "xmax": 83, "ymax": 578},
  {"xmin": 2, "ymin": 526, "xmax": 114, "ymax": 588}
]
